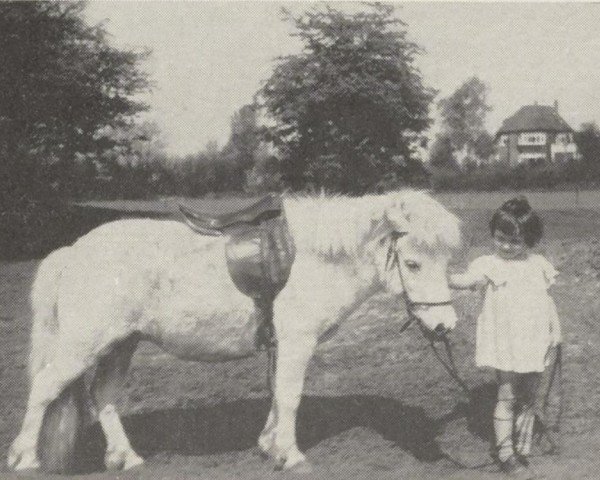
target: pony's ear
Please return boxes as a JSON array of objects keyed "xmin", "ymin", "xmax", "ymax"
[
  {"xmin": 366, "ymin": 210, "xmax": 407, "ymax": 245},
  {"xmin": 385, "ymin": 207, "xmax": 410, "ymax": 234}
]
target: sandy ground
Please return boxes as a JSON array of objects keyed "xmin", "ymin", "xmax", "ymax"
[{"xmin": 1, "ymin": 208, "xmax": 599, "ymax": 479}]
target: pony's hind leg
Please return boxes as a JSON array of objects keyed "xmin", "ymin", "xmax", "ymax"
[
  {"xmin": 8, "ymin": 355, "xmax": 88, "ymax": 471},
  {"xmin": 91, "ymin": 336, "xmax": 143, "ymax": 471}
]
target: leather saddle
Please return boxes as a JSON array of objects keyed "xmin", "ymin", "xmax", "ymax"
[
  {"xmin": 179, "ymin": 194, "xmax": 295, "ymax": 303},
  {"xmin": 179, "ymin": 194, "xmax": 283, "ymax": 236}
]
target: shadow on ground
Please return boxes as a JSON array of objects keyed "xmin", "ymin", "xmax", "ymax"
[
  {"xmin": 455, "ymin": 382, "xmax": 496, "ymax": 442},
  {"xmin": 77, "ymin": 392, "xmax": 497, "ymax": 473}
]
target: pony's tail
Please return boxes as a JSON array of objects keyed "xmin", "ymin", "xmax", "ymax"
[{"xmin": 28, "ymin": 247, "xmax": 70, "ymax": 382}]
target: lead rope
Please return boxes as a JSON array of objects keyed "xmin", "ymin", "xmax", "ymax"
[
  {"xmin": 535, "ymin": 343, "xmax": 563, "ymax": 454},
  {"xmin": 426, "ymin": 332, "xmax": 471, "ymax": 397}
]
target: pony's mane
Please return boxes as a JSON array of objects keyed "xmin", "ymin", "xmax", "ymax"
[
  {"xmin": 384, "ymin": 190, "xmax": 462, "ymax": 254},
  {"xmin": 283, "ymin": 190, "xmax": 461, "ymax": 259}
]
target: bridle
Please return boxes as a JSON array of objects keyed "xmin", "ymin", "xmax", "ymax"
[
  {"xmin": 385, "ymin": 233, "xmax": 453, "ymax": 327},
  {"xmin": 385, "ymin": 232, "xmax": 470, "ymax": 394}
]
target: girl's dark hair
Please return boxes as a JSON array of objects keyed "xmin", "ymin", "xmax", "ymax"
[{"xmin": 489, "ymin": 196, "xmax": 543, "ymax": 247}]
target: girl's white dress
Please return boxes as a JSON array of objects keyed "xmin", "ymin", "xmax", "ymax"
[{"xmin": 466, "ymin": 254, "xmax": 561, "ymax": 373}]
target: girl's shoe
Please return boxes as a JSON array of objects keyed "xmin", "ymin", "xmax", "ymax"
[
  {"xmin": 515, "ymin": 453, "xmax": 530, "ymax": 467},
  {"xmin": 499, "ymin": 456, "xmax": 536, "ymax": 479}
]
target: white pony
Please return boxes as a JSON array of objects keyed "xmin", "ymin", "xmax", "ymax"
[{"xmin": 8, "ymin": 190, "xmax": 461, "ymax": 473}]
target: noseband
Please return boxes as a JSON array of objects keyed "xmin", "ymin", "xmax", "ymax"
[{"xmin": 385, "ymin": 235, "xmax": 453, "ymax": 314}]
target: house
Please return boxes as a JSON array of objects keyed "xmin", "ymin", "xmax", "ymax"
[{"xmin": 496, "ymin": 102, "xmax": 578, "ymax": 167}]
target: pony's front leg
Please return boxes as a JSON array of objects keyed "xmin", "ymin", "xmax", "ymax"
[
  {"xmin": 271, "ymin": 334, "xmax": 316, "ymax": 471},
  {"xmin": 258, "ymin": 401, "xmax": 277, "ymax": 456},
  {"xmin": 258, "ymin": 345, "xmax": 278, "ymax": 456}
]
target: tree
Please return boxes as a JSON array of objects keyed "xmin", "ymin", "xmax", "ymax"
[
  {"xmin": 90, "ymin": 121, "xmax": 166, "ymax": 198},
  {"xmin": 0, "ymin": 1, "xmax": 150, "ymax": 198},
  {"xmin": 223, "ymin": 104, "xmax": 261, "ymax": 171},
  {"xmin": 245, "ymin": 145, "xmax": 284, "ymax": 193},
  {"xmin": 473, "ymin": 131, "xmax": 495, "ymax": 163},
  {"xmin": 429, "ymin": 133, "xmax": 457, "ymax": 170},
  {"xmin": 437, "ymin": 77, "xmax": 492, "ymax": 166},
  {"xmin": 259, "ymin": 4, "xmax": 435, "ymax": 193},
  {"xmin": 575, "ymin": 122, "xmax": 600, "ymax": 174}
]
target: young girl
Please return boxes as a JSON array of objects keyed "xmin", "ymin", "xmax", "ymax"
[{"xmin": 450, "ymin": 197, "xmax": 562, "ymax": 476}]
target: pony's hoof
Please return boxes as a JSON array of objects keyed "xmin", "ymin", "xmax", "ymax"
[
  {"xmin": 124, "ymin": 452, "xmax": 145, "ymax": 470},
  {"xmin": 105, "ymin": 449, "xmax": 144, "ymax": 471},
  {"xmin": 7, "ymin": 446, "xmax": 40, "ymax": 472},
  {"xmin": 274, "ymin": 450, "xmax": 308, "ymax": 471},
  {"xmin": 258, "ymin": 432, "xmax": 275, "ymax": 458}
]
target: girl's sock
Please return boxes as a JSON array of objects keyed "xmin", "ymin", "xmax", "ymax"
[
  {"xmin": 494, "ymin": 415, "xmax": 514, "ymax": 461},
  {"xmin": 494, "ymin": 397, "xmax": 515, "ymax": 462}
]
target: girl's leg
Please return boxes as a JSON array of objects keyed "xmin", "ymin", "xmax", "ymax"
[
  {"xmin": 515, "ymin": 372, "xmax": 542, "ymax": 458},
  {"xmin": 495, "ymin": 371, "xmax": 518, "ymax": 462}
]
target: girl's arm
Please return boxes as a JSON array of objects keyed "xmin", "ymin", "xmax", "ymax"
[
  {"xmin": 448, "ymin": 272, "xmax": 486, "ymax": 290},
  {"xmin": 448, "ymin": 256, "xmax": 489, "ymax": 290}
]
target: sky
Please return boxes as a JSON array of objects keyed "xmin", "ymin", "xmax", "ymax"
[{"xmin": 85, "ymin": 1, "xmax": 600, "ymax": 156}]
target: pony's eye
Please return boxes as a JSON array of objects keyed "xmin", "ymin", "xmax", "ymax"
[
  {"xmin": 404, "ymin": 260, "xmax": 421, "ymax": 272},
  {"xmin": 379, "ymin": 236, "xmax": 387, "ymax": 246}
]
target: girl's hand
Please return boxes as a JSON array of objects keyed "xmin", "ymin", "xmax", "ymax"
[{"xmin": 449, "ymin": 273, "xmax": 487, "ymax": 291}]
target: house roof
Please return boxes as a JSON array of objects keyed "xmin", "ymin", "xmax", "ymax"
[{"xmin": 497, "ymin": 105, "xmax": 573, "ymax": 135}]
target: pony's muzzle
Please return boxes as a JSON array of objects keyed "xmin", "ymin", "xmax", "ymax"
[{"xmin": 414, "ymin": 305, "xmax": 457, "ymax": 333}]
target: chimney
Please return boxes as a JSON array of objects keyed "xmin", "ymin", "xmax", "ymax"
[{"xmin": 554, "ymin": 100, "xmax": 559, "ymax": 112}]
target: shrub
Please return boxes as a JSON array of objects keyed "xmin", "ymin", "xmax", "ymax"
[
  {"xmin": 430, "ymin": 162, "xmax": 599, "ymax": 192},
  {"xmin": 0, "ymin": 200, "xmax": 119, "ymax": 260}
]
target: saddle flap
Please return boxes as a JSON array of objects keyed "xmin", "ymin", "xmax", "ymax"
[{"xmin": 225, "ymin": 216, "xmax": 296, "ymax": 300}]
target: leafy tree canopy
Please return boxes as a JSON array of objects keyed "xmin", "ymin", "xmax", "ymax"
[
  {"xmin": 0, "ymin": 1, "xmax": 150, "ymax": 197},
  {"xmin": 222, "ymin": 104, "xmax": 262, "ymax": 171},
  {"xmin": 260, "ymin": 3, "xmax": 435, "ymax": 193},
  {"xmin": 437, "ymin": 76, "xmax": 492, "ymax": 159},
  {"xmin": 429, "ymin": 133, "xmax": 457, "ymax": 170}
]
